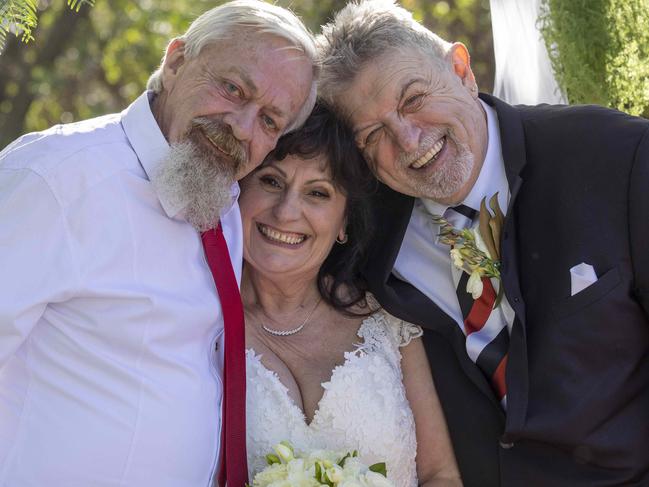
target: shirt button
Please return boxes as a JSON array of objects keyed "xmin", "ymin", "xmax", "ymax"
[
  {"xmin": 499, "ymin": 437, "xmax": 515, "ymax": 449},
  {"xmin": 513, "ymin": 297, "xmax": 520, "ymax": 303}
]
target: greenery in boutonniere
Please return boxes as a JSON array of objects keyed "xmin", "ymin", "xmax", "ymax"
[{"xmin": 433, "ymin": 194, "xmax": 505, "ymax": 306}]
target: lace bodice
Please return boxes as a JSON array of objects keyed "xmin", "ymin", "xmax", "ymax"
[{"xmin": 246, "ymin": 310, "xmax": 423, "ymax": 486}]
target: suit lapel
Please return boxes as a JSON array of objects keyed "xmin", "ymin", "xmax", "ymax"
[
  {"xmin": 480, "ymin": 94, "xmax": 530, "ymax": 429},
  {"xmin": 364, "ymin": 183, "xmax": 503, "ymax": 410}
]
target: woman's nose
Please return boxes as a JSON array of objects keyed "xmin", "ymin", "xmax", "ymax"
[{"xmin": 272, "ymin": 191, "xmax": 301, "ymax": 222}]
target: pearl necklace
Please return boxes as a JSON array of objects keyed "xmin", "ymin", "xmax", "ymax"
[{"xmin": 261, "ymin": 297, "xmax": 322, "ymax": 337}]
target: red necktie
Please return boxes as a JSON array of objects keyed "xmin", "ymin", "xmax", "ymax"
[{"xmin": 201, "ymin": 224, "xmax": 248, "ymax": 486}]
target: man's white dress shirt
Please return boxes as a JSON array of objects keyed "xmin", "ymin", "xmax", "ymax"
[
  {"xmin": 0, "ymin": 91, "xmax": 242, "ymax": 486},
  {"xmin": 394, "ymin": 100, "xmax": 514, "ymax": 333}
]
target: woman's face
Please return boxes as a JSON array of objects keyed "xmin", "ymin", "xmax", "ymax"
[{"xmin": 239, "ymin": 153, "xmax": 347, "ymax": 281}]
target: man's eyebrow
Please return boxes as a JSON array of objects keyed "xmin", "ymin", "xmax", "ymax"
[
  {"xmin": 351, "ymin": 77, "xmax": 426, "ymax": 136},
  {"xmin": 265, "ymin": 104, "xmax": 287, "ymax": 121},
  {"xmin": 230, "ymin": 67, "xmax": 287, "ymax": 122},
  {"xmin": 398, "ymin": 77, "xmax": 424, "ymax": 101}
]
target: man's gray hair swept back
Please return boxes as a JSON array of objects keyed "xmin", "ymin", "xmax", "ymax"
[
  {"xmin": 317, "ymin": 0, "xmax": 452, "ymax": 108},
  {"xmin": 147, "ymin": 0, "xmax": 318, "ymax": 133}
]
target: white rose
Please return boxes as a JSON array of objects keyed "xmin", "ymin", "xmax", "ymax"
[
  {"xmin": 252, "ymin": 463, "xmax": 288, "ymax": 487},
  {"xmin": 466, "ymin": 270, "xmax": 484, "ymax": 299},
  {"xmin": 286, "ymin": 459, "xmax": 320, "ymax": 487},
  {"xmin": 325, "ymin": 464, "xmax": 344, "ymax": 483},
  {"xmin": 338, "ymin": 480, "xmax": 363, "ymax": 487},
  {"xmin": 362, "ymin": 471, "xmax": 395, "ymax": 487},
  {"xmin": 341, "ymin": 457, "xmax": 365, "ymax": 479}
]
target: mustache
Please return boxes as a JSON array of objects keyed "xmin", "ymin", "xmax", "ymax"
[{"xmin": 190, "ymin": 117, "xmax": 247, "ymax": 168}]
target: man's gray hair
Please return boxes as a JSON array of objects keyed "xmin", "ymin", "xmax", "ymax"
[
  {"xmin": 317, "ymin": 0, "xmax": 452, "ymax": 108},
  {"xmin": 147, "ymin": 0, "xmax": 318, "ymax": 133}
]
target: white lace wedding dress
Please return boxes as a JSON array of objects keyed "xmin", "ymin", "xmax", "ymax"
[{"xmin": 246, "ymin": 310, "xmax": 423, "ymax": 486}]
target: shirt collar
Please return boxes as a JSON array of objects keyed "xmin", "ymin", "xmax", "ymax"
[
  {"xmin": 121, "ymin": 91, "xmax": 240, "ymax": 219},
  {"xmin": 421, "ymin": 99, "xmax": 509, "ymax": 217}
]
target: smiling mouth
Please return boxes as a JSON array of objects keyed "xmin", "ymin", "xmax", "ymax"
[
  {"xmin": 409, "ymin": 136, "xmax": 446, "ymax": 170},
  {"xmin": 257, "ymin": 223, "xmax": 307, "ymax": 245}
]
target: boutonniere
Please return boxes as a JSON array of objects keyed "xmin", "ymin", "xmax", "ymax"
[{"xmin": 432, "ymin": 194, "xmax": 505, "ymax": 306}]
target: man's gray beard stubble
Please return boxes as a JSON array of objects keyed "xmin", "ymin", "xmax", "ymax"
[
  {"xmin": 156, "ymin": 138, "xmax": 236, "ymax": 232},
  {"xmin": 403, "ymin": 130, "xmax": 474, "ymax": 201}
]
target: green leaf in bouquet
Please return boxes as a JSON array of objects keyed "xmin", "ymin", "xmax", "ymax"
[
  {"xmin": 265, "ymin": 453, "xmax": 280, "ymax": 465},
  {"xmin": 369, "ymin": 462, "xmax": 388, "ymax": 477}
]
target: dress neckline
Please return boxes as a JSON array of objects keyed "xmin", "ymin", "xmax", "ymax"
[{"xmin": 246, "ymin": 313, "xmax": 382, "ymax": 427}]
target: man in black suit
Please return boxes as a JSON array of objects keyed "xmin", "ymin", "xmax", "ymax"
[{"xmin": 317, "ymin": 1, "xmax": 649, "ymax": 486}]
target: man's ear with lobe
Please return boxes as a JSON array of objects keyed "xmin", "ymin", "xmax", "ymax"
[
  {"xmin": 449, "ymin": 42, "xmax": 479, "ymax": 97},
  {"xmin": 160, "ymin": 38, "xmax": 187, "ymax": 92}
]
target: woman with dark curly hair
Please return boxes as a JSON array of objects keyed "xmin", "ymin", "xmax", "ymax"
[{"xmin": 240, "ymin": 103, "xmax": 461, "ymax": 486}]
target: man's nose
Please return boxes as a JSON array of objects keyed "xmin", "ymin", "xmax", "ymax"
[
  {"xmin": 224, "ymin": 105, "xmax": 256, "ymax": 142},
  {"xmin": 391, "ymin": 120, "xmax": 421, "ymax": 154}
]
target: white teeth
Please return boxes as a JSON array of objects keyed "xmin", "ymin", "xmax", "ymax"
[
  {"xmin": 258, "ymin": 224, "xmax": 306, "ymax": 245},
  {"xmin": 410, "ymin": 137, "xmax": 445, "ymax": 169}
]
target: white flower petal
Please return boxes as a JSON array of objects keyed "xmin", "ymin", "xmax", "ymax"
[{"xmin": 466, "ymin": 271, "xmax": 484, "ymax": 299}]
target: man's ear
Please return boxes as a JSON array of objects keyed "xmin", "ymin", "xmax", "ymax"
[
  {"xmin": 160, "ymin": 38, "xmax": 186, "ymax": 91},
  {"xmin": 449, "ymin": 42, "xmax": 478, "ymax": 96}
]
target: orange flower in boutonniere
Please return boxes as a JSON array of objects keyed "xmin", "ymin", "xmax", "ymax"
[{"xmin": 432, "ymin": 194, "xmax": 505, "ymax": 307}]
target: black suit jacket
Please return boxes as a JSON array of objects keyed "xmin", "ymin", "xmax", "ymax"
[{"xmin": 364, "ymin": 94, "xmax": 649, "ymax": 486}]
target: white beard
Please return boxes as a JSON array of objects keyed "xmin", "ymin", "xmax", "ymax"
[
  {"xmin": 423, "ymin": 138, "xmax": 474, "ymax": 201},
  {"xmin": 156, "ymin": 139, "xmax": 235, "ymax": 232}
]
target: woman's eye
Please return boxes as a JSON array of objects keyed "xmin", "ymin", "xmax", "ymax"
[
  {"xmin": 259, "ymin": 175, "xmax": 281, "ymax": 189},
  {"xmin": 309, "ymin": 189, "xmax": 330, "ymax": 199}
]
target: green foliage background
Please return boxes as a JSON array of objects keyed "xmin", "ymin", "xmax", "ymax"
[
  {"xmin": 540, "ymin": 0, "xmax": 649, "ymax": 117},
  {"xmin": 0, "ymin": 0, "xmax": 493, "ymax": 149}
]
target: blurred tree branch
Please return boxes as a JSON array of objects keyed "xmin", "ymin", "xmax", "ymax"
[
  {"xmin": 0, "ymin": 5, "xmax": 90, "ymax": 146},
  {"xmin": 0, "ymin": 0, "xmax": 94, "ymax": 52}
]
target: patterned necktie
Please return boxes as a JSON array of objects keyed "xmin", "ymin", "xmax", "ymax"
[
  {"xmin": 444, "ymin": 205, "xmax": 509, "ymax": 407},
  {"xmin": 201, "ymin": 224, "xmax": 248, "ymax": 486}
]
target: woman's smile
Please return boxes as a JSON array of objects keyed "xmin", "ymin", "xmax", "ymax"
[{"xmin": 256, "ymin": 222, "xmax": 308, "ymax": 246}]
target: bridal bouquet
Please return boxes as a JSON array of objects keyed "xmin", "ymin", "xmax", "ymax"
[{"xmin": 249, "ymin": 441, "xmax": 394, "ymax": 487}]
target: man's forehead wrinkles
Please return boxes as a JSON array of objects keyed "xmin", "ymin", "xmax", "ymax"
[{"xmin": 369, "ymin": 64, "xmax": 414, "ymax": 101}]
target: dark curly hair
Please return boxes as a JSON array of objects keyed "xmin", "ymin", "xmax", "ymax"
[{"xmin": 262, "ymin": 102, "xmax": 377, "ymax": 314}]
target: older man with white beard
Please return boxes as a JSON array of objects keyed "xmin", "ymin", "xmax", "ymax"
[{"xmin": 0, "ymin": 1, "xmax": 316, "ymax": 486}]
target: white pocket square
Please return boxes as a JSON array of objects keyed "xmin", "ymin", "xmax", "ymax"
[{"xmin": 570, "ymin": 263, "xmax": 597, "ymax": 296}]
